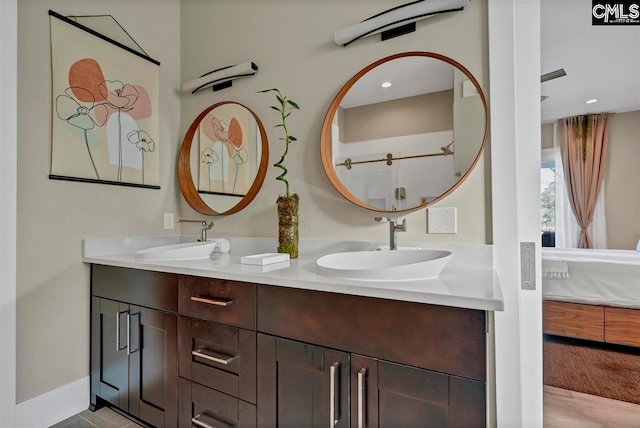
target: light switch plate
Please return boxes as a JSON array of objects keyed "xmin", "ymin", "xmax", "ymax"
[{"xmin": 427, "ymin": 207, "xmax": 457, "ymax": 234}]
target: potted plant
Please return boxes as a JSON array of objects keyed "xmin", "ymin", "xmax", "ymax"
[{"xmin": 259, "ymin": 88, "xmax": 300, "ymax": 258}]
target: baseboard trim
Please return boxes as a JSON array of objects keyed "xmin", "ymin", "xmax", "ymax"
[{"xmin": 15, "ymin": 376, "xmax": 89, "ymax": 428}]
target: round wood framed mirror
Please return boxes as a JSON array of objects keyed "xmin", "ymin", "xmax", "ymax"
[
  {"xmin": 320, "ymin": 51, "xmax": 488, "ymax": 213},
  {"xmin": 179, "ymin": 101, "xmax": 269, "ymax": 215}
]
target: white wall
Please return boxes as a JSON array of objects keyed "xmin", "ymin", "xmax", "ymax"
[
  {"xmin": 179, "ymin": 0, "xmax": 490, "ymax": 245},
  {"xmin": 16, "ymin": 0, "xmax": 181, "ymax": 403},
  {"xmin": 1, "ymin": 0, "xmax": 18, "ymax": 425},
  {"xmin": 604, "ymin": 110, "xmax": 640, "ymax": 250}
]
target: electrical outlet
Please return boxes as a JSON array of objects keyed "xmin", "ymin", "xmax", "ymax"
[
  {"xmin": 164, "ymin": 213, "xmax": 175, "ymax": 230},
  {"xmin": 427, "ymin": 207, "xmax": 457, "ymax": 234}
]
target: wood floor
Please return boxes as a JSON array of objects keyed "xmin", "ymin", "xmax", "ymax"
[
  {"xmin": 51, "ymin": 407, "xmax": 142, "ymax": 428},
  {"xmin": 545, "ymin": 385, "xmax": 640, "ymax": 427}
]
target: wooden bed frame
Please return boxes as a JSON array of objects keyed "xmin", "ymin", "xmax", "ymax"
[{"xmin": 543, "ymin": 300, "xmax": 640, "ymax": 347}]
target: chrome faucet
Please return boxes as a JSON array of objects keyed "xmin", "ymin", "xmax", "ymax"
[
  {"xmin": 374, "ymin": 217, "xmax": 407, "ymax": 250},
  {"xmin": 178, "ymin": 219, "xmax": 214, "ymax": 242}
]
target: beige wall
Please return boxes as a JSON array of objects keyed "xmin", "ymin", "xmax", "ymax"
[
  {"xmin": 16, "ymin": 0, "xmax": 181, "ymax": 402},
  {"xmin": 180, "ymin": 0, "xmax": 490, "ymax": 245},
  {"xmin": 342, "ymin": 91, "xmax": 453, "ymax": 143},
  {"xmin": 605, "ymin": 110, "xmax": 640, "ymax": 250},
  {"xmin": 541, "ymin": 123, "xmax": 554, "ymax": 149}
]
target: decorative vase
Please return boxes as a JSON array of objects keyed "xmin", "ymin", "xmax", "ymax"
[{"xmin": 277, "ymin": 193, "xmax": 299, "ymax": 258}]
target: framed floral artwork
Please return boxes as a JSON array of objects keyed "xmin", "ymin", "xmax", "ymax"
[
  {"xmin": 49, "ymin": 10, "xmax": 161, "ymax": 188},
  {"xmin": 196, "ymin": 103, "xmax": 261, "ymax": 197}
]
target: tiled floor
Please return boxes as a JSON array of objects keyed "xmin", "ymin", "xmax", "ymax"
[{"xmin": 51, "ymin": 407, "xmax": 142, "ymax": 428}]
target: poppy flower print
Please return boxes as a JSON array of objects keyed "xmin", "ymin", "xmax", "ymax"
[
  {"xmin": 50, "ymin": 13, "xmax": 159, "ymax": 187},
  {"xmin": 54, "ymin": 58, "xmax": 156, "ymax": 183},
  {"xmin": 197, "ymin": 104, "xmax": 257, "ymax": 196}
]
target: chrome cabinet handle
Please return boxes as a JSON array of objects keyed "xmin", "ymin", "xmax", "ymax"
[
  {"xmin": 191, "ymin": 412, "xmax": 218, "ymax": 428},
  {"xmin": 330, "ymin": 362, "xmax": 340, "ymax": 427},
  {"xmin": 191, "ymin": 296, "xmax": 234, "ymax": 307},
  {"xmin": 192, "ymin": 348, "xmax": 236, "ymax": 365},
  {"xmin": 127, "ymin": 312, "xmax": 140, "ymax": 355},
  {"xmin": 358, "ymin": 368, "xmax": 366, "ymax": 428},
  {"xmin": 115, "ymin": 310, "xmax": 129, "ymax": 352}
]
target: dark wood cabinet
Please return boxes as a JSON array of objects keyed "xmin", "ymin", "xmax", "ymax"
[
  {"xmin": 91, "ymin": 297, "xmax": 130, "ymax": 411},
  {"xmin": 91, "ymin": 267, "xmax": 488, "ymax": 427},
  {"xmin": 350, "ymin": 354, "xmax": 486, "ymax": 428},
  {"xmin": 128, "ymin": 306, "xmax": 178, "ymax": 427},
  {"xmin": 257, "ymin": 334, "xmax": 350, "ymax": 428},
  {"xmin": 91, "ymin": 267, "xmax": 179, "ymax": 427}
]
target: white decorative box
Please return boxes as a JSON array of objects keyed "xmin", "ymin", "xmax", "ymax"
[{"xmin": 240, "ymin": 253, "xmax": 290, "ymax": 265}]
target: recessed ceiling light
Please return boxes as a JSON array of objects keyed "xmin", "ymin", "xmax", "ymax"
[
  {"xmin": 586, "ymin": 98, "xmax": 598, "ymax": 104},
  {"xmin": 381, "ymin": 81, "xmax": 392, "ymax": 88}
]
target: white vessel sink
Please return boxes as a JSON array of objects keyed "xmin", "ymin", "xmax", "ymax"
[
  {"xmin": 134, "ymin": 242, "xmax": 217, "ymax": 261},
  {"xmin": 316, "ymin": 249, "xmax": 452, "ymax": 281}
]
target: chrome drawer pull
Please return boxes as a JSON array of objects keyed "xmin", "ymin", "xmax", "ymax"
[
  {"xmin": 115, "ymin": 309, "xmax": 129, "ymax": 352},
  {"xmin": 127, "ymin": 312, "xmax": 140, "ymax": 355},
  {"xmin": 330, "ymin": 362, "xmax": 340, "ymax": 427},
  {"xmin": 192, "ymin": 412, "xmax": 219, "ymax": 428},
  {"xmin": 358, "ymin": 368, "xmax": 366, "ymax": 428},
  {"xmin": 191, "ymin": 296, "xmax": 235, "ymax": 307},
  {"xmin": 192, "ymin": 348, "xmax": 237, "ymax": 365}
]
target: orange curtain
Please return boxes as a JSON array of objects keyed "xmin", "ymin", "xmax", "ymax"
[{"xmin": 557, "ymin": 113, "xmax": 609, "ymax": 248}]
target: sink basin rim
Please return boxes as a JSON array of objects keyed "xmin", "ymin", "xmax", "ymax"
[
  {"xmin": 134, "ymin": 241, "xmax": 217, "ymax": 261},
  {"xmin": 316, "ymin": 249, "xmax": 452, "ymax": 281}
]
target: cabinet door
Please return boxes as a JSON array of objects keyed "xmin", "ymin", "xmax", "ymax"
[
  {"xmin": 91, "ymin": 297, "xmax": 130, "ymax": 411},
  {"xmin": 351, "ymin": 355, "xmax": 486, "ymax": 428},
  {"xmin": 128, "ymin": 305, "xmax": 178, "ymax": 428},
  {"xmin": 257, "ymin": 334, "xmax": 349, "ymax": 428}
]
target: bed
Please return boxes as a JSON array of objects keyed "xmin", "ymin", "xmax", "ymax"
[{"xmin": 542, "ymin": 248, "xmax": 640, "ymax": 347}]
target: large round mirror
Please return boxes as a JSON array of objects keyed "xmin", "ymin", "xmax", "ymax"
[
  {"xmin": 320, "ymin": 52, "xmax": 487, "ymax": 213},
  {"xmin": 179, "ymin": 101, "xmax": 269, "ymax": 215}
]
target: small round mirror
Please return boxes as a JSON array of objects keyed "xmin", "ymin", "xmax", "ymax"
[
  {"xmin": 320, "ymin": 52, "xmax": 487, "ymax": 213},
  {"xmin": 179, "ymin": 101, "xmax": 269, "ymax": 215}
]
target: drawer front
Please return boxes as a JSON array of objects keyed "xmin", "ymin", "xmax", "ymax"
[
  {"xmin": 543, "ymin": 300, "xmax": 604, "ymax": 341},
  {"xmin": 179, "ymin": 276, "xmax": 256, "ymax": 330},
  {"xmin": 179, "ymin": 378, "xmax": 256, "ymax": 428},
  {"xmin": 179, "ymin": 316, "xmax": 256, "ymax": 404},
  {"xmin": 605, "ymin": 307, "xmax": 640, "ymax": 347},
  {"xmin": 258, "ymin": 285, "xmax": 486, "ymax": 382},
  {"xmin": 92, "ymin": 265, "xmax": 178, "ymax": 313}
]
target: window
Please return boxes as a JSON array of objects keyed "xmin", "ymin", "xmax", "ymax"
[{"xmin": 541, "ymin": 157, "xmax": 557, "ymax": 247}]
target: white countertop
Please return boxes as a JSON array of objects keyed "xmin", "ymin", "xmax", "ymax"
[{"xmin": 83, "ymin": 235, "xmax": 504, "ymax": 311}]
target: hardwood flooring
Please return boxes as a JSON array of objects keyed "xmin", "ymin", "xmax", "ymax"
[
  {"xmin": 545, "ymin": 385, "xmax": 640, "ymax": 427},
  {"xmin": 50, "ymin": 407, "xmax": 142, "ymax": 428}
]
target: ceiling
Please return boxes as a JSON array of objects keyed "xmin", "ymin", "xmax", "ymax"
[
  {"xmin": 340, "ymin": 56, "xmax": 453, "ymax": 109},
  {"xmin": 541, "ymin": 0, "xmax": 640, "ymax": 124}
]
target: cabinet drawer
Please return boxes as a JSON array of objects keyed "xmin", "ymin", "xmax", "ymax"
[
  {"xmin": 92, "ymin": 265, "xmax": 178, "ymax": 312},
  {"xmin": 605, "ymin": 307, "xmax": 640, "ymax": 347},
  {"xmin": 179, "ymin": 378, "xmax": 256, "ymax": 428},
  {"xmin": 258, "ymin": 285, "xmax": 486, "ymax": 381},
  {"xmin": 543, "ymin": 300, "xmax": 604, "ymax": 341},
  {"xmin": 179, "ymin": 276, "xmax": 256, "ymax": 330},
  {"xmin": 179, "ymin": 316, "xmax": 256, "ymax": 404}
]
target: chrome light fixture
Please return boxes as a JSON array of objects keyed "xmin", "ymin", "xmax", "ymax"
[
  {"xmin": 334, "ymin": 0, "xmax": 470, "ymax": 47},
  {"xmin": 182, "ymin": 61, "xmax": 258, "ymax": 94}
]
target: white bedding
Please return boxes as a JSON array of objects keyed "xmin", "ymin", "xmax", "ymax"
[{"xmin": 542, "ymin": 248, "xmax": 640, "ymax": 309}]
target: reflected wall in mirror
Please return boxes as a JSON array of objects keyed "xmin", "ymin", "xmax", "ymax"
[
  {"xmin": 179, "ymin": 101, "xmax": 269, "ymax": 215},
  {"xmin": 321, "ymin": 52, "xmax": 487, "ymax": 213}
]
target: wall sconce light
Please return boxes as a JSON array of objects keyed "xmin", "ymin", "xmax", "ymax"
[
  {"xmin": 334, "ymin": 0, "xmax": 470, "ymax": 47},
  {"xmin": 182, "ymin": 61, "xmax": 258, "ymax": 94}
]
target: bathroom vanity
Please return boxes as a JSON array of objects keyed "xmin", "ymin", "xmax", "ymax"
[{"xmin": 84, "ymin": 236, "xmax": 502, "ymax": 428}]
